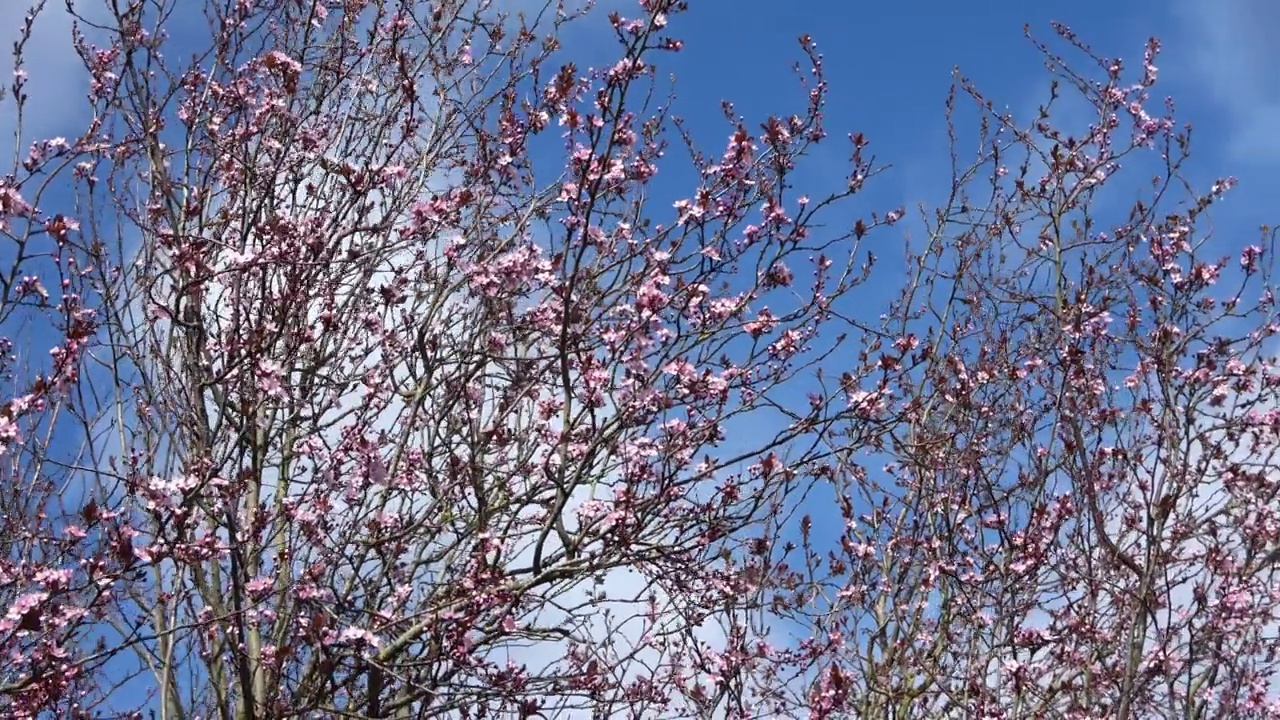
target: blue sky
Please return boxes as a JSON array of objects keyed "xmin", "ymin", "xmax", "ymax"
[
  {"xmin": 3, "ymin": 0, "xmax": 1280, "ymax": 713},
  {"xmin": 666, "ymin": 0, "xmax": 1277, "ymax": 242}
]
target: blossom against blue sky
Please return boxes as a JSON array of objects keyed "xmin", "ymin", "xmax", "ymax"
[
  {"xmin": 3, "ymin": 0, "xmax": 1273, "ymax": 275},
  {"xmin": 0, "ymin": 0, "xmax": 1276, "ymax": 712}
]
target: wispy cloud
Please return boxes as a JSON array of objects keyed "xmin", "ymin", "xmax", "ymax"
[{"xmin": 1171, "ymin": 0, "xmax": 1280, "ymax": 165}]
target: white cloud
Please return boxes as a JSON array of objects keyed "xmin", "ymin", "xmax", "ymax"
[{"xmin": 0, "ymin": 1, "xmax": 112, "ymax": 153}]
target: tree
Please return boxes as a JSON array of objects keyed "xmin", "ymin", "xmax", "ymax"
[{"xmin": 0, "ymin": 0, "xmax": 1275, "ymax": 718}]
